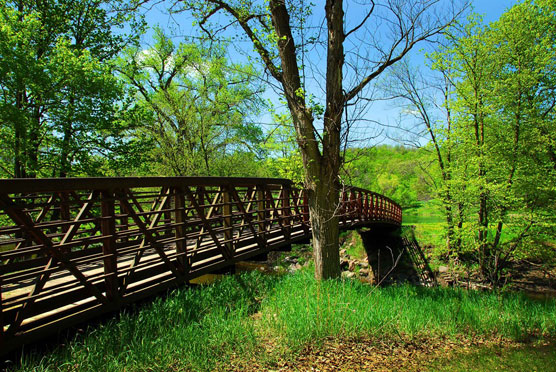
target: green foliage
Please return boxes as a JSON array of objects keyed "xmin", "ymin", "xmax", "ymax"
[
  {"xmin": 117, "ymin": 28, "xmax": 265, "ymax": 177},
  {"xmin": 13, "ymin": 271, "xmax": 556, "ymax": 371},
  {"xmin": 408, "ymin": 0, "xmax": 556, "ymax": 282},
  {"xmin": 404, "ymin": 200, "xmax": 448, "ymax": 253},
  {"xmin": 261, "ymin": 111, "xmax": 304, "ymax": 184},
  {"xmin": 0, "ymin": 0, "xmax": 145, "ymax": 178},
  {"xmin": 15, "ymin": 272, "xmax": 277, "ymax": 372},
  {"xmin": 342, "ymin": 145, "xmax": 436, "ymax": 208}
]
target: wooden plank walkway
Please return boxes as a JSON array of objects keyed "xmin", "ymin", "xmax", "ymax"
[{"xmin": 0, "ymin": 177, "xmax": 402, "ymax": 354}]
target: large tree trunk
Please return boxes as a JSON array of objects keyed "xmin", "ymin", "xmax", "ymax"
[
  {"xmin": 308, "ymin": 164, "xmax": 341, "ymax": 279},
  {"xmin": 270, "ymin": 0, "xmax": 344, "ymax": 279},
  {"xmin": 310, "ymin": 0, "xmax": 344, "ymax": 279}
]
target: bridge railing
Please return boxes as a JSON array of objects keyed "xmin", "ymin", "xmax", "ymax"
[
  {"xmin": 0, "ymin": 177, "xmax": 401, "ymax": 351},
  {"xmin": 338, "ymin": 186, "xmax": 403, "ymax": 227}
]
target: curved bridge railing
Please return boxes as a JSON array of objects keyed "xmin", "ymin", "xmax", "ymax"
[{"xmin": 0, "ymin": 177, "xmax": 401, "ymax": 352}]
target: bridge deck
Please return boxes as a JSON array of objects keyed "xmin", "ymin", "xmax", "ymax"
[{"xmin": 0, "ymin": 177, "xmax": 401, "ymax": 354}]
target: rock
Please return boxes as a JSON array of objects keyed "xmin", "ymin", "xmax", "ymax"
[
  {"xmin": 288, "ymin": 263, "xmax": 302, "ymax": 273},
  {"xmin": 284, "ymin": 256, "xmax": 298, "ymax": 264},
  {"xmin": 344, "ymin": 271, "xmax": 356, "ymax": 279},
  {"xmin": 348, "ymin": 260, "xmax": 356, "ymax": 272},
  {"xmin": 438, "ymin": 265, "xmax": 449, "ymax": 273},
  {"xmin": 360, "ymin": 261, "xmax": 369, "ymax": 269},
  {"xmin": 340, "ymin": 258, "xmax": 349, "ymax": 271},
  {"xmin": 359, "ymin": 269, "xmax": 369, "ymax": 277},
  {"xmin": 340, "ymin": 249, "xmax": 347, "ymax": 256}
]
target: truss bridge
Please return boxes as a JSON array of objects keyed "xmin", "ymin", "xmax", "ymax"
[{"xmin": 0, "ymin": 177, "xmax": 402, "ymax": 354}]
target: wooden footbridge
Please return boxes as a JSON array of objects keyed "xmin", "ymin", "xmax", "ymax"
[{"xmin": 0, "ymin": 177, "xmax": 401, "ymax": 354}]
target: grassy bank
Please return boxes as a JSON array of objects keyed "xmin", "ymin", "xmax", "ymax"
[{"xmin": 12, "ymin": 270, "xmax": 556, "ymax": 371}]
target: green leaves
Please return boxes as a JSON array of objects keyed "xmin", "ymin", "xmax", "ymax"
[
  {"xmin": 426, "ymin": 0, "xmax": 556, "ymax": 282},
  {"xmin": 117, "ymin": 29, "xmax": 264, "ymax": 176},
  {"xmin": 0, "ymin": 0, "xmax": 145, "ymax": 178}
]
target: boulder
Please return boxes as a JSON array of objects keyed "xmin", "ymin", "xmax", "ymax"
[
  {"xmin": 340, "ymin": 258, "xmax": 350, "ymax": 271},
  {"xmin": 438, "ymin": 265, "xmax": 449, "ymax": 273},
  {"xmin": 342, "ymin": 271, "xmax": 356, "ymax": 279}
]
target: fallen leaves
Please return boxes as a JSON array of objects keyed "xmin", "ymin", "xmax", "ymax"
[{"xmin": 223, "ymin": 335, "xmax": 518, "ymax": 372}]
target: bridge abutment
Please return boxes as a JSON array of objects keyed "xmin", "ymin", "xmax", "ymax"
[{"xmin": 359, "ymin": 227, "xmax": 420, "ymax": 285}]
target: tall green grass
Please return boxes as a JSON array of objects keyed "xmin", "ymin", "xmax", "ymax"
[
  {"xmin": 260, "ymin": 270, "xmax": 556, "ymax": 351},
  {"xmin": 12, "ymin": 269, "xmax": 556, "ymax": 371},
  {"xmin": 15, "ymin": 272, "xmax": 276, "ymax": 372}
]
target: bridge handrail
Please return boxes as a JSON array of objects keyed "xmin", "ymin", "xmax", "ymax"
[{"xmin": 0, "ymin": 176, "xmax": 294, "ymax": 193}]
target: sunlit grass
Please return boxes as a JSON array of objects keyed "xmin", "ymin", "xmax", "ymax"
[
  {"xmin": 426, "ymin": 343, "xmax": 556, "ymax": 372},
  {"xmin": 260, "ymin": 270, "xmax": 556, "ymax": 351},
  {"xmin": 12, "ymin": 270, "xmax": 556, "ymax": 371}
]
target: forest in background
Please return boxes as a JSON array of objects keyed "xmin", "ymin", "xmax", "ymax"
[{"xmin": 0, "ymin": 0, "xmax": 555, "ymax": 285}]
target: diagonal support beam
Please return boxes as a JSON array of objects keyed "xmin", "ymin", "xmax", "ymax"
[
  {"xmin": 116, "ymin": 193, "xmax": 184, "ymax": 283},
  {"xmin": 229, "ymin": 187, "xmax": 265, "ymax": 250},
  {"xmin": 118, "ymin": 187, "xmax": 171, "ymax": 294},
  {"xmin": 184, "ymin": 186, "xmax": 232, "ymax": 260},
  {"xmin": 0, "ymin": 194, "xmax": 108, "ymax": 335}
]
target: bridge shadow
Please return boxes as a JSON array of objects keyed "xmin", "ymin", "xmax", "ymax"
[{"xmin": 358, "ymin": 226, "xmax": 422, "ymax": 286}]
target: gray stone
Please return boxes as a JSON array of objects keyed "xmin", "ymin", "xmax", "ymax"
[
  {"xmin": 342, "ymin": 271, "xmax": 356, "ymax": 279},
  {"xmin": 340, "ymin": 258, "xmax": 349, "ymax": 271}
]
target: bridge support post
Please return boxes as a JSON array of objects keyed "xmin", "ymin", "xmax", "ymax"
[
  {"xmin": 119, "ymin": 198, "xmax": 129, "ymax": 244},
  {"xmin": 282, "ymin": 184, "xmax": 291, "ymax": 239},
  {"xmin": 364, "ymin": 193, "xmax": 369, "ymax": 221},
  {"xmin": 302, "ymin": 190, "xmax": 309, "ymax": 224},
  {"xmin": 257, "ymin": 186, "xmax": 266, "ymax": 243},
  {"xmin": 223, "ymin": 187, "xmax": 233, "ymax": 256},
  {"xmin": 0, "ymin": 276, "xmax": 4, "ymax": 347},
  {"xmin": 174, "ymin": 187, "xmax": 188, "ymax": 276},
  {"xmin": 100, "ymin": 190, "xmax": 119, "ymax": 304}
]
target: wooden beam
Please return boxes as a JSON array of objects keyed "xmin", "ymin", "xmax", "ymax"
[
  {"xmin": 174, "ymin": 187, "xmax": 188, "ymax": 275},
  {"xmin": 100, "ymin": 190, "xmax": 119, "ymax": 303},
  {"xmin": 222, "ymin": 187, "xmax": 233, "ymax": 255}
]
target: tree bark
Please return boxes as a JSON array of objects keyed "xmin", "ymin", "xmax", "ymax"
[{"xmin": 269, "ymin": 0, "xmax": 343, "ymax": 279}]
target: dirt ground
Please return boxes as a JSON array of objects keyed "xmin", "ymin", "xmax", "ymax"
[
  {"xmin": 225, "ymin": 336, "xmax": 520, "ymax": 372},
  {"xmin": 435, "ymin": 259, "xmax": 556, "ymax": 299}
]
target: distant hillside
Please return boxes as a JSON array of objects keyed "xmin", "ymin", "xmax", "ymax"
[{"xmin": 342, "ymin": 145, "xmax": 438, "ymax": 208}]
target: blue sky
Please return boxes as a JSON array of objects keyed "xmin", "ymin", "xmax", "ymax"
[
  {"xmin": 138, "ymin": 0, "xmax": 521, "ymax": 147},
  {"xmin": 473, "ymin": 0, "xmax": 519, "ymax": 22}
]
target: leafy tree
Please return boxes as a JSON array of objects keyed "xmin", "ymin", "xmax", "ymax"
[
  {"xmin": 0, "ymin": 0, "xmax": 144, "ymax": 178},
  {"xmin": 342, "ymin": 145, "xmax": 432, "ymax": 208},
  {"xmin": 180, "ymin": 0, "xmax": 467, "ymax": 279},
  {"xmin": 390, "ymin": 1, "xmax": 556, "ymax": 284},
  {"xmin": 262, "ymin": 112, "xmax": 304, "ymax": 184},
  {"xmin": 117, "ymin": 28, "xmax": 264, "ymax": 176}
]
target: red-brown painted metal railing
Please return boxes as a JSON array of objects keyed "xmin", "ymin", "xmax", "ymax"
[{"xmin": 0, "ymin": 177, "xmax": 401, "ymax": 353}]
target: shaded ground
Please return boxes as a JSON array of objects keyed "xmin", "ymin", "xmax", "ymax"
[
  {"xmin": 225, "ymin": 337, "xmax": 556, "ymax": 372},
  {"xmin": 508, "ymin": 260, "xmax": 556, "ymax": 299},
  {"xmin": 434, "ymin": 259, "xmax": 556, "ymax": 298}
]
